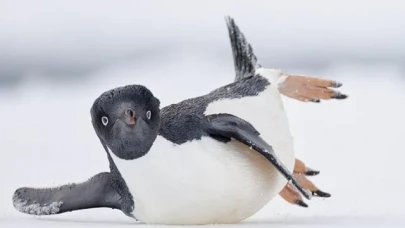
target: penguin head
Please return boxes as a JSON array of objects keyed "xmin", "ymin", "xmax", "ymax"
[{"xmin": 90, "ymin": 84, "xmax": 161, "ymax": 160}]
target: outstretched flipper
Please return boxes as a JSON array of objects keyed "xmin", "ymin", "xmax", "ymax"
[
  {"xmin": 205, "ymin": 113, "xmax": 312, "ymax": 200},
  {"xmin": 12, "ymin": 172, "xmax": 126, "ymax": 216},
  {"xmin": 225, "ymin": 16, "xmax": 348, "ymax": 102}
]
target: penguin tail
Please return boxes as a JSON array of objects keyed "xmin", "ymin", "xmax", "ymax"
[{"xmin": 225, "ymin": 16, "xmax": 262, "ymax": 82}]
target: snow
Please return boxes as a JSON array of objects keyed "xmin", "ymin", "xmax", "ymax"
[{"xmin": 1, "ymin": 55, "xmax": 405, "ymax": 227}]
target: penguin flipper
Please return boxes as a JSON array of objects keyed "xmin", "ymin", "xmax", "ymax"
[
  {"xmin": 12, "ymin": 172, "xmax": 124, "ymax": 216},
  {"xmin": 205, "ymin": 113, "xmax": 312, "ymax": 200},
  {"xmin": 225, "ymin": 16, "xmax": 261, "ymax": 81}
]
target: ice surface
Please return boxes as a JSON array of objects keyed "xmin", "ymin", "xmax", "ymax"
[{"xmin": 1, "ymin": 55, "xmax": 405, "ymax": 227}]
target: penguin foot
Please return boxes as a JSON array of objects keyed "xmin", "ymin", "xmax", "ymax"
[
  {"xmin": 278, "ymin": 73, "xmax": 348, "ymax": 103},
  {"xmin": 279, "ymin": 158, "xmax": 331, "ymax": 207},
  {"xmin": 294, "ymin": 173, "xmax": 331, "ymax": 198},
  {"xmin": 279, "ymin": 183, "xmax": 308, "ymax": 208},
  {"xmin": 293, "ymin": 158, "xmax": 320, "ymax": 176}
]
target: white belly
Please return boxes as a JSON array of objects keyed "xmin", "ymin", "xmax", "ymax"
[{"xmin": 110, "ymin": 69, "xmax": 295, "ymax": 225}]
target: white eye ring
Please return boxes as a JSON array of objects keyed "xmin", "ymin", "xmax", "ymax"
[
  {"xmin": 146, "ymin": 111, "xmax": 151, "ymax": 120},
  {"xmin": 101, "ymin": 116, "xmax": 109, "ymax": 126}
]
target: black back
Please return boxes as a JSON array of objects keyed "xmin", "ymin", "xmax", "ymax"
[{"xmin": 158, "ymin": 75, "xmax": 269, "ymax": 144}]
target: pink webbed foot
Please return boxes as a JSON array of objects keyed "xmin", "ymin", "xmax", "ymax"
[
  {"xmin": 279, "ymin": 158, "xmax": 331, "ymax": 208},
  {"xmin": 278, "ymin": 73, "xmax": 348, "ymax": 103}
]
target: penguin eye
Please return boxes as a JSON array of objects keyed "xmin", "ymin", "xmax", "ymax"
[
  {"xmin": 146, "ymin": 110, "xmax": 151, "ymax": 120},
  {"xmin": 101, "ymin": 116, "xmax": 109, "ymax": 126}
]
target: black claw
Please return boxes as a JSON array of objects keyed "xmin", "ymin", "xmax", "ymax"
[
  {"xmin": 312, "ymin": 190, "xmax": 331, "ymax": 197},
  {"xmin": 330, "ymin": 82, "xmax": 342, "ymax": 88},
  {"xmin": 305, "ymin": 169, "xmax": 320, "ymax": 176},
  {"xmin": 331, "ymin": 92, "xmax": 348, "ymax": 99},
  {"xmin": 295, "ymin": 200, "xmax": 308, "ymax": 208},
  {"xmin": 310, "ymin": 99, "xmax": 320, "ymax": 103}
]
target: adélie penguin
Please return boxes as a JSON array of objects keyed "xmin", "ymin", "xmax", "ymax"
[{"xmin": 12, "ymin": 16, "xmax": 348, "ymax": 225}]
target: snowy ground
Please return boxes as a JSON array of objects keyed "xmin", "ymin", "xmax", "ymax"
[{"xmin": 1, "ymin": 55, "xmax": 405, "ymax": 227}]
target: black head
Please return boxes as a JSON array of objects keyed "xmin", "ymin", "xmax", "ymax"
[{"xmin": 90, "ymin": 85, "xmax": 161, "ymax": 160}]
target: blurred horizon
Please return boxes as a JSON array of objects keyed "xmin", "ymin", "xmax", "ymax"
[{"xmin": 1, "ymin": 0, "xmax": 405, "ymax": 90}]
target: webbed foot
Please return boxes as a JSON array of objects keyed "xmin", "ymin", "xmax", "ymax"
[
  {"xmin": 279, "ymin": 158, "xmax": 331, "ymax": 207},
  {"xmin": 278, "ymin": 73, "xmax": 348, "ymax": 103}
]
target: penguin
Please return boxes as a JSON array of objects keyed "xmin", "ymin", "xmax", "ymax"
[{"xmin": 12, "ymin": 16, "xmax": 347, "ymax": 225}]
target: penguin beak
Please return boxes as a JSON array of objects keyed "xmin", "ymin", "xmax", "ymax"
[
  {"xmin": 101, "ymin": 112, "xmax": 151, "ymax": 160},
  {"xmin": 121, "ymin": 108, "xmax": 136, "ymax": 126}
]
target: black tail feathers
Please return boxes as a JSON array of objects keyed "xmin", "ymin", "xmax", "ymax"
[{"xmin": 225, "ymin": 16, "xmax": 261, "ymax": 81}]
